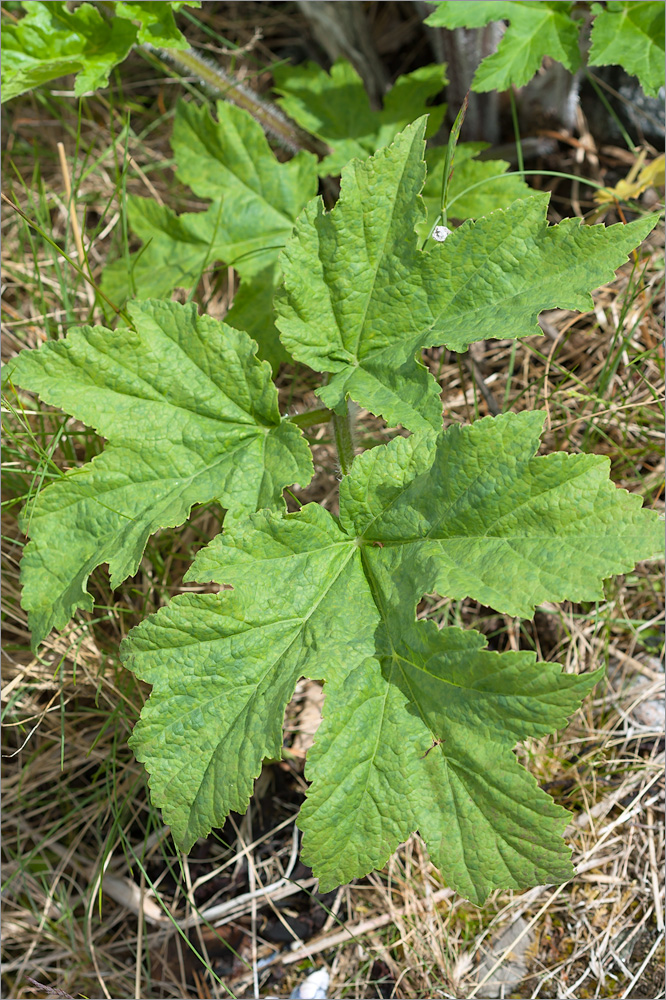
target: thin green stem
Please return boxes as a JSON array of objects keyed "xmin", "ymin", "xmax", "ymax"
[
  {"xmin": 332, "ymin": 402, "xmax": 356, "ymax": 476},
  {"xmin": 439, "ymin": 93, "xmax": 469, "ymax": 229},
  {"xmin": 586, "ymin": 71, "xmax": 637, "ymax": 151},
  {"xmin": 510, "ymin": 88, "xmax": 524, "ymax": 180},
  {"xmin": 422, "ymin": 170, "xmax": 611, "ymax": 250},
  {"xmin": 288, "ymin": 407, "xmax": 334, "ymax": 429},
  {"xmin": 503, "ymin": 341, "xmax": 519, "ymax": 412},
  {"xmin": 446, "ymin": 169, "xmax": 605, "ymax": 214}
]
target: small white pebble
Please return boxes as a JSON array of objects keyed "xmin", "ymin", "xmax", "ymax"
[
  {"xmin": 432, "ymin": 225, "xmax": 452, "ymax": 242},
  {"xmin": 290, "ymin": 967, "xmax": 330, "ymax": 999}
]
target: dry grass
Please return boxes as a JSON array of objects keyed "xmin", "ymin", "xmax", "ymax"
[{"xmin": 2, "ymin": 4, "xmax": 664, "ymax": 998}]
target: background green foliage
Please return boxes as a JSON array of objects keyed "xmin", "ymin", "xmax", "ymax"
[
  {"xmin": 426, "ymin": 0, "xmax": 665, "ymax": 97},
  {"xmin": 1, "ymin": 0, "xmax": 201, "ymax": 102}
]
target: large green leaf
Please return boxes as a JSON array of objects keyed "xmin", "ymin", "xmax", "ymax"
[
  {"xmin": 124, "ymin": 501, "xmax": 381, "ymax": 856},
  {"xmin": 301, "ymin": 621, "xmax": 599, "ymax": 902},
  {"xmin": 0, "ymin": 0, "xmax": 200, "ymax": 102},
  {"xmin": 273, "ymin": 58, "xmax": 447, "ymax": 176},
  {"xmin": 170, "ymin": 99, "xmax": 317, "ymax": 242},
  {"xmin": 102, "ymin": 100, "xmax": 317, "ymax": 366},
  {"xmin": 276, "ymin": 119, "xmax": 657, "ymax": 433},
  {"xmin": 3, "ymin": 299, "xmax": 313, "ymax": 648},
  {"xmin": 425, "ymin": 1, "xmax": 581, "ymax": 92},
  {"xmin": 122, "ymin": 410, "xmax": 661, "ymax": 901},
  {"xmin": 339, "ymin": 411, "xmax": 663, "ymax": 618},
  {"xmin": 589, "ymin": 1, "xmax": 665, "ymax": 98},
  {"xmin": 1, "ymin": 1, "xmax": 137, "ymax": 102},
  {"xmin": 114, "ymin": 1, "xmax": 200, "ymax": 49}
]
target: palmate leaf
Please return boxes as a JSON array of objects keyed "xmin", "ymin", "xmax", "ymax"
[
  {"xmin": 272, "ymin": 58, "xmax": 447, "ymax": 176},
  {"xmin": 3, "ymin": 300, "xmax": 312, "ymax": 648},
  {"xmin": 424, "ymin": 1, "xmax": 581, "ymax": 92},
  {"xmin": 276, "ymin": 119, "xmax": 657, "ymax": 434},
  {"xmin": 302, "ymin": 622, "xmax": 598, "ymax": 901},
  {"xmin": 589, "ymin": 1, "xmax": 665, "ymax": 99},
  {"xmin": 102, "ymin": 100, "xmax": 318, "ymax": 367},
  {"xmin": 1, "ymin": 1, "xmax": 137, "ymax": 102},
  {"xmin": 121, "ymin": 411, "xmax": 662, "ymax": 901},
  {"xmin": 0, "ymin": 1, "xmax": 199, "ymax": 103}
]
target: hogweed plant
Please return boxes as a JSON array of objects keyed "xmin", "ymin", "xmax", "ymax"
[{"xmin": 4, "ymin": 118, "xmax": 663, "ymax": 904}]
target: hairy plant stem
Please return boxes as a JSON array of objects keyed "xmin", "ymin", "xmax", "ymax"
[
  {"xmin": 332, "ymin": 402, "xmax": 356, "ymax": 476},
  {"xmin": 147, "ymin": 45, "xmax": 330, "ymax": 158},
  {"xmin": 288, "ymin": 407, "xmax": 334, "ymax": 429}
]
